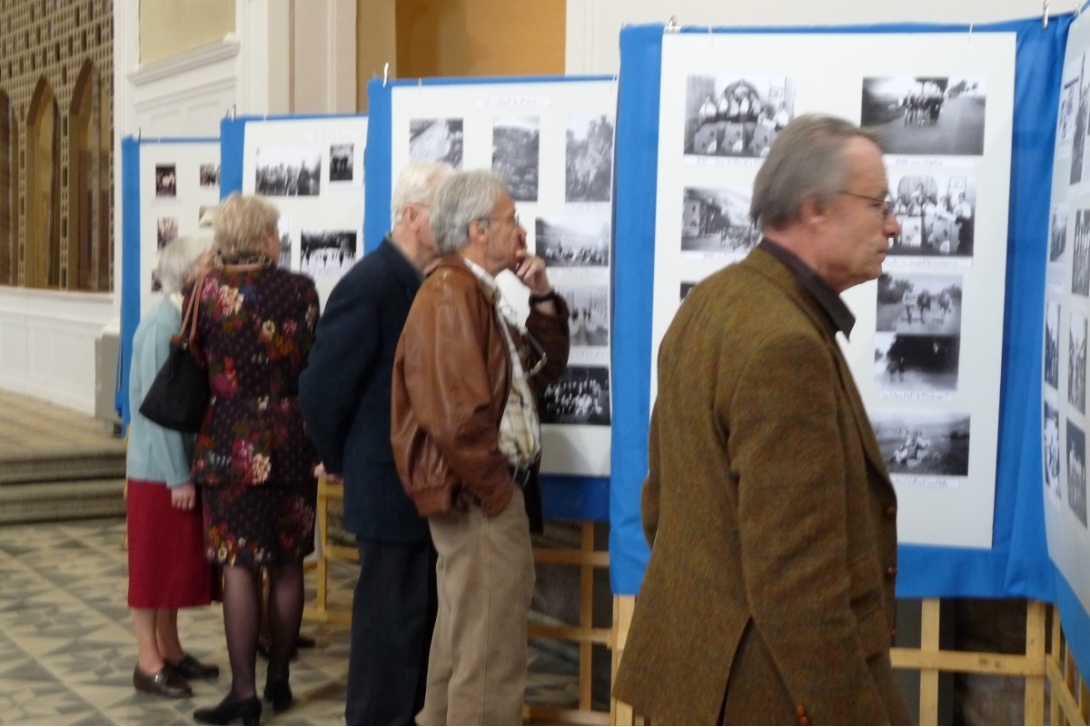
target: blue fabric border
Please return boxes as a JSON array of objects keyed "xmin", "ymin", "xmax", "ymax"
[
  {"xmin": 364, "ymin": 75, "xmax": 613, "ymax": 521},
  {"xmin": 610, "ymin": 18, "xmax": 1067, "ymax": 602},
  {"xmin": 365, "ymin": 78, "xmax": 393, "ymax": 254},
  {"xmin": 118, "ymin": 137, "xmax": 142, "ymax": 426}
]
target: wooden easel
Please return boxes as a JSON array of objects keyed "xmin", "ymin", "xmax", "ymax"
[{"xmin": 611, "ymin": 597, "xmax": 1090, "ymax": 726}]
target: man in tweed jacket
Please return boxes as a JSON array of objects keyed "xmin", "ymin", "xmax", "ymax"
[{"xmin": 613, "ymin": 115, "xmax": 912, "ymax": 725}]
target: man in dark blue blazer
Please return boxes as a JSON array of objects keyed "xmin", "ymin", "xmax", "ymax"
[{"xmin": 299, "ymin": 162, "xmax": 452, "ymax": 725}]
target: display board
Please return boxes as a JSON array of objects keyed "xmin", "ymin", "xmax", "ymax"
[
  {"xmin": 221, "ymin": 114, "xmax": 367, "ymax": 307},
  {"xmin": 118, "ymin": 137, "xmax": 221, "ymax": 424},
  {"xmin": 1044, "ymin": 5, "xmax": 1090, "ymax": 679},
  {"xmin": 612, "ymin": 20, "xmax": 1061, "ymax": 605},
  {"xmin": 366, "ymin": 76, "xmax": 616, "ymax": 521},
  {"xmin": 650, "ymin": 32, "xmax": 1014, "ymax": 549}
]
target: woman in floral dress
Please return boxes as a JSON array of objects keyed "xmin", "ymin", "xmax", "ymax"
[{"xmin": 190, "ymin": 193, "xmax": 319, "ymax": 726}]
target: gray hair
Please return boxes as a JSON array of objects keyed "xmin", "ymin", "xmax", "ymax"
[
  {"xmin": 430, "ymin": 170, "xmax": 507, "ymax": 255},
  {"xmin": 156, "ymin": 235, "xmax": 212, "ymax": 295},
  {"xmin": 391, "ymin": 162, "xmax": 454, "ymax": 225},
  {"xmin": 212, "ymin": 193, "xmax": 280, "ymax": 259},
  {"xmin": 750, "ymin": 114, "xmax": 883, "ymax": 230}
]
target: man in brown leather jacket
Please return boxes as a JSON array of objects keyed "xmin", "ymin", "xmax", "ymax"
[{"xmin": 391, "ymin": 170, "xmax": 570, "ymax": 725}]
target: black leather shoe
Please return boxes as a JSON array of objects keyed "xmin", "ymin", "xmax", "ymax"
[
  {"xmin": 193, "ymin": 693, "xmax": 262, "ymax": 726},
  {"xmin": 133, "ymin": 665, "xmax": 192, "ymax": 698},
  {"xmin": 167, "ymin": 653, "xmax": 220, "ymax": 680},
  {"xmin": 263, "ymin": 679, "xmax": 293, "ymax": 713}
]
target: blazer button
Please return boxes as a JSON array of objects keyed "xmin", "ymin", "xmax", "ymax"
[
  {"xmin": 890, "ymin": 628, "xmax": 898, "ymax": 642},
  {"xmin": 885, "ymin": 565, "xmax": 898, "ymax": 579},
  {"xmin": 795, "ymin": 705, "xmax": 810, "ymax": 725},
  {"xmin": 884, "ymin": 504, "xmax": 897, "ymax": 518}
]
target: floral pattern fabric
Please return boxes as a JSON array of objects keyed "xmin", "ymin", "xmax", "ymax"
[{"xmin": 189, "ymin": 264, "xmax": 321, "ymax": 567}]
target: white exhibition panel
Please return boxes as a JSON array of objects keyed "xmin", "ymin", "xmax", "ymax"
[
  {"xmin": 240, "ymin": 116, "xmax": 367, "ymax": 308},
  {"xmin": 650, "ymin": 32, "xmax": 1016, "ymax": 549},
  {"xmin": 1045, "ymin": 10, "xmax": 1090, "ymax": 619},
  {"xmin": 389, "ymin": 79, "xmax": 617, "ymax": 478},
  {"xmin": 137, "ymin": 141, "xmax": 222, "ymax": 317}
]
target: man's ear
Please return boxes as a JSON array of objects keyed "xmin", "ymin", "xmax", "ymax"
[{"xmin": 798, "ymin": 193, "xmax": 828, "ymax": 228}]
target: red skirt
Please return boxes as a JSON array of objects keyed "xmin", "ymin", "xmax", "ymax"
[{"xmin": 127, "ymin": 478, "xmax": 220, "ymax": 609}]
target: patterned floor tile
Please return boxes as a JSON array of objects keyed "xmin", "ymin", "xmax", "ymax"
[{"xmin": 0, "ymin": 517, "xmax": 588, "ymax": 725}]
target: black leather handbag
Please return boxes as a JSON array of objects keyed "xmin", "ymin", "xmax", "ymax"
[{"xmin": 139, "ymin": 278, "xmax": 209, "ymax": 432}]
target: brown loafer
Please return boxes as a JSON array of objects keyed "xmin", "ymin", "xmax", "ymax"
[
  {"xmin": 167, "ymin": 653, "xmax": 220, "ymax": 680},
  {"xmin": 133, "ymin": 665, "xmax": 192, "ymax": 698}
]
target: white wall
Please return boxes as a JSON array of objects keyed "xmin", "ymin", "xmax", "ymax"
[
  {"xmin": 0, "ymin": 290, "xmax": 115, "ymax": 413},
  {"xmin": 566, "ymin": 0, "xmax": 1064, "ymax": 73}
]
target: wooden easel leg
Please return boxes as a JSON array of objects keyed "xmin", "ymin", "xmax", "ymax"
[
  {"xmin": 919, "ymin": 598, "xmax": 941, "ymax": 726},
  {"xmin": 612, "ymin": 595, "xmax": 637, "ymax": 725},
  {"xmin": 1025, "ymin": 600, "xmax": 1047, "ymax": 726}
]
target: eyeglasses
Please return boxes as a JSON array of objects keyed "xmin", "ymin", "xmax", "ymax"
[
  {"xmin": 839, "ymin": 191, "xmax": 894, "ymax": 219},
  {"xmin": 475, "ymin": 213, "xmax": 521, "ymax": 227}
]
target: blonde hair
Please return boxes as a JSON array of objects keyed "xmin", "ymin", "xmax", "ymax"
[{"xmin": 212, "ymin": 193, "xmax": 280, "ymax": 259}]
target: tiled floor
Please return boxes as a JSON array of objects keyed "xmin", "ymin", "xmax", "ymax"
[
  {"xmin": 0, "ymin": 391, "xmax": 591, "ymax": 725},
  {"xmin": 0, "ymin": 518, "xmax": 586, "ymax": 726}
]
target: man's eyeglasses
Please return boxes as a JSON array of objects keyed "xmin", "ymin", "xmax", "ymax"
[
  {"xmin": 838, "ymin": 191, "xmax": 894, "ymax": 219},
  {"xmin": 475, "ymin": 213, "xmax": 521, "ymax": 227}
]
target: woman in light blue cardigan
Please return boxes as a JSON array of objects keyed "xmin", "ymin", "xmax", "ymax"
[{"xmin": 127, "ymin": 235, "xmax": 219, "ymax": 699}]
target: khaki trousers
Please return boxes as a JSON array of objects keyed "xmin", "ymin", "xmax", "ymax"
[{"xmin": 417, "ymin": 487, "xmax": 535, "ymax": 726}]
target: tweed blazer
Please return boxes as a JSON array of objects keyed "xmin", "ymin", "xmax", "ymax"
[{"xmin": 613, "ymin": 246, "xmax": 910, "ymax": 725}]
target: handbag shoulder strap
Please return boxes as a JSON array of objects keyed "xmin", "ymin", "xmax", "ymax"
[{"xmin": 180, "ymin": 272, "xmax": 207, "ymax": 349}]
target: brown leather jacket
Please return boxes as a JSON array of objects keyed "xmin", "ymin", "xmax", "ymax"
[{"xmin": 391, "ymin": 256, "xmax": 570, "ymax": 518}]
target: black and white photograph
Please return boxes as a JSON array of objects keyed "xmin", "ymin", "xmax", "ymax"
[
  {"xmin": 1073, "ymin": 209, "xmax": 1090, "ymax": 296},
  {"xmin": 1045, "ymin": 401, "xmax": 1061, "ymax": 501},
  {"xmin": 535, "ymin": 215, "xmax": 610, "ymax": 268},
  {"xmin": 887, "ymin": 174, "xmax": 975, "ymax": 257},
  {"xmin": 1051, "ymin": 204, "xmax": 1068, "ymax": 264},
  {"xmin": 492, "ymin": 116, "xmax": 539, "ymax": 202},
  {"xmin": 860, "ymin": 76, "xmax": 987, "ymax": 156},
  {"xmin": 300, "ymin": 229, "xmax": 357, "ymax": 277},
  {"xmin": 1069, "ymin": 311, "xmax": 1087, "ymax": 414},
  {"xmin": 876, "ymin": 273, "xmax": 963, "ymax": 336},
  {"xmin": 409, "ymin": 118, "xmax": 463, "ymax": 169},
  {"xmin": 198, "ymin": 205, "xmax": 216, "ymax": 227},
  {"xmin": 683, "ymin": 74, "xmax": 796, "ymax": 158},
  {"xmin": 329, "ymin": 143, "xmax": 354, "ymax": 183},
  {"xmin": 538, "ymin": 365, "xmax": 611, "ymax": 426},
  {"xmin": 1067, "ymin": 420, "xmax": 1088, "ymax": 527},
  {"xmin": 892, "ymin": 215, "xmax": 924, "ymax": 249},
  {"xmin": 869, "ymin": 409, "xmax": 970, "ymax": 476},
  {"xmin": 556, "ymin": 285, "xmax": 609, "ymax": 348},
  {"xmin": 874, "ymin": 332, "xmax": 960, "ymax": 392},
  {"xmin": 255, "ymin": 145, "xmax": 322, "ymax": 197},
  {"xmin": 1070, "ymin": 55, "xmax": 1089, "ymax": 184},
  {"xmin": 276, "ymin": 216, "xmax": 293, "ymax": 270},
  {"xmin": 155, "ymin": 164, "xmax": 177, "ymax": 198},
  {"xmin": 1059, "ymin": 58, "xmax": 1081, "ymax": 148},
  {"xmin": 1046, "ymin": 301, "xmax": 1061, "ymax": 390},
  {"xmin": 565, "ymin": 115, "xmax": 614, "ymax": 203},
  {"xmin": 156, "ymin": 216, "xmax": 178, "ymax": 249},
  {"xmin": 680, "ymin": 186, "xmax": 760, "ymax": 253},
  {"xmin": 199, "ymin": 163, "xmax": 220, "ymax": 188}
]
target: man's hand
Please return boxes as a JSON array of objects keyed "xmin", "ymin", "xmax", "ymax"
[
  {"xmin": 513, "ymin": 249, "xmax": 552, "ymax": 297},
  {"xmin": 171, "ymin": 482, "xmax": 197, "ymax": 511}
]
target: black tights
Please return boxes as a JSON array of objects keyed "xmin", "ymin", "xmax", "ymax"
[{"xmin": 221, "ymin": 562, "xmax": 304, "ymax": 699}]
